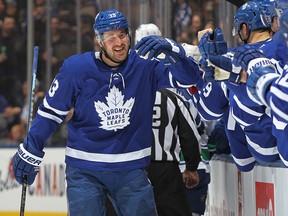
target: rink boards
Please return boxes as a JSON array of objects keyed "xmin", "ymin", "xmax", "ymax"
[
  {"xmin": 0, "ymin": 148, "xmax": 67, "ymax": 216},
  {"xmin": 1, "ymin": 148, "xmax": 288, "ymax": 215},
  {"xmin": 205, "ymin": 155, "xmax": 288, "ymax": 216}
]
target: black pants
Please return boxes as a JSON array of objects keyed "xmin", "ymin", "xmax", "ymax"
[
  {"xmin": 106, "ymin": 196, "xmax": 117, "ymax": 216},
  {"xmin": 145, "ymin": 161, "xmax": 191, "ymax": 216}
]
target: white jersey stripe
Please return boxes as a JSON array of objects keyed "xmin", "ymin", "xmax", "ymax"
[
  {"xmin": 246, "ymin": 136, "xmax": 279, "ymax": 155},
  {"xmin": 231, "ymin": 155, "xmax": 256, "ymax": 166},
  {"xmin": 233, "ymin": 95, "xmax": 262, "ymax": 117},
  {"xmin": 43, "ymin": 97, "xmax": 70, "ymax": 115},
  {"xmin": 199, "ymin": 98, "xmax": 223, "ymax": 118},
  {"xmin": 66, "ymin": 146, "xmax": 151, "ymax": 163},
  {"xmin": 37, "ymin": 109, "xmax": 63, "ymax": 124}
]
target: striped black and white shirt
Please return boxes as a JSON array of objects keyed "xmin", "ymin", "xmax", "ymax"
[{"xmin": 152, "ymin": 88, "xmax": 201, "ymax": 171}]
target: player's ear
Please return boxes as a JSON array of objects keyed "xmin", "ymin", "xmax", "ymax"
[{"xmin": 241, "ymin": 24, "xmax": 249, "ymax": 37}]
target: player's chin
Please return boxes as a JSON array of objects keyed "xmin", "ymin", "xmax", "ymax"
[{"xmin": 114, "ymin": 52, "xmax": 128, "ymax": 62}]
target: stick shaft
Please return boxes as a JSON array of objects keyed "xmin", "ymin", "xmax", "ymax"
[
  {"xmin": 27, "ymin": 46, "xmax": 39, "ymax": 132},
  {"xmin": 20, "ymin": 46, "xmax": 39, "ymax": 216}
]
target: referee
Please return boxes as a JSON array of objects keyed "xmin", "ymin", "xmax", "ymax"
[{"xmin": 146, "ymin": 88, "xmax": 201, "ymax": 216}]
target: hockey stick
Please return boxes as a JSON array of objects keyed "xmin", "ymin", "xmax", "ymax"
[{"xmin": 19, "ymin": 46, "xmax": 39, "ymax": 216}]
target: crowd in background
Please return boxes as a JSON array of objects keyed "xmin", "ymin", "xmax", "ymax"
[
  {"xmin": 0, "ymin": 0, "xmax": 222, "ymax": 147},
  {"xmin": 172, "ymin": 0, "xmax": 220, "ymax": 44}
]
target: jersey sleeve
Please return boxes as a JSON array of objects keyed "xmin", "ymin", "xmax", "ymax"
[
  {"xmin": 268, "ymin": 70, "xmax": 288, "ymax": 124},
  {"xmin": 154, "ymin": 55, "xmax": 202, "ymax": 89},
  {"xmin": 28, "ymin": 58, "xmax": 78, "ymax": 150},
  {"xmin": 192, "ymin": 81, "xmax": 229, "ymax": 121}
]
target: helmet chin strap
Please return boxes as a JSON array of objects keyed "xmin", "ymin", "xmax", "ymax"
[
  {"xmin": 100, "ymin": 46, "xmax": 123, "ymax": 65},
  {"xmin": 238, "ymin": 30, "xmax": 250, "ymax": 44}
]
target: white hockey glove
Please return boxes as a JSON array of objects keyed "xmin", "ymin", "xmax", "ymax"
[{"xmin": 181, "ymin": 43, "xmax": 202, "ymax": 63}]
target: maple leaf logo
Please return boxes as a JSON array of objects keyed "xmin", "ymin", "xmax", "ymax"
[{"xmin": 94, "ymin": 86, "xmax": 135, "ymax": 131}]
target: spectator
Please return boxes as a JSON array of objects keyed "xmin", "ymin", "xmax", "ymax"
[
  {"xmin": 176, "ymin": 29, "xmax": 191, "ymax": 43},
  {"xmin": 0, "ymin": 0, "xmax": 6, "ymax": 23},
  {"xmin": 189, "ymin": 13, "xmax": 203, "ymax": 45},
  {"xmin": 5, "ymin": 0, "xmax": 17, "ymax": 18},
  {"xmin": 0, "ymin": 15, "xmax": 25, "ymax": 106},
  {"xmin": 203, "ymin": 0, "xmax": 214, "ymax": 23},
  {"xmin": 173, "ymin": 0, "xmax": 192, "ymax": 40},
  {"xmin": 80, "ymin": 14, "xmax": 95, "ymax": 53},
  {"xmin": 38, "ymin": 16, "xmax": 76, "ymax": 81},
  {"xmin": 0, "ymin": 94, "xmax": 9, "ymax": 140},
  {"xmin": 7, "ymin": 123, "xmax": 25, "ymax": 145},
  {"xmin": 0, "ymin": 104, "xmax": 22, "ymax": 144}
]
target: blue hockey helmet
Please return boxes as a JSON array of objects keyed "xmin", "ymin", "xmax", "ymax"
[
  {"xmin": 256, "ymin": 0, "xmax": 278, "ymax": 20},
  {"xmin": 273, "ymin": 0, "xmax": 288, "ymax": 21},
  {"xmin": 233, "ymin": 1, "xmax": 271, "ymax": 35},
  {"xmin": 277, "ymin": 0, "xmax": 288, "ymax": 10},
  {"xmin": 93, "ymin": 9, "xmax": 129, "ymax": 35}
]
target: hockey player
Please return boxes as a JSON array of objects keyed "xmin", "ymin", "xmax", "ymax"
[
  {"xmin": 135, "ymin": 23, "xmax": 201, "ymax": 216},
  {"xmin": 235, "ymin": 9, "xmax": 288, "ymax": 165},
  {"xmin": 12, "ymin": 9, "xmax": 201, "ymax": 215},
  {"xmin": 164, "ymin": 25, "xmax": 257, "ymax": 172},
  {"xmin": 255, "ymin": 0, "xmax": 285, "ymax": 35},
  {"xmin": 185, "ymin": 26, "xmax": 257, "ymax": 171},
  {"xmin": 194, "ymin": 1, "xmax": 286, "ymax": 171},
  {"xmin": 206, "ymin": 2, "xmax": 288, "ymax": 166}
]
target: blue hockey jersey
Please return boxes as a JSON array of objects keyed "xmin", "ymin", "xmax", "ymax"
[
  {"xmin": 28, "ymin": 50, "xmax": 200, "ymax": 171},
  {"xmin": 226, "ymin": 38, "xmax": 287, "ymax": 165},
  {"xmin": 260, "ymin": 65, "xmax": 288, "ymax": 166},
  {"xmin": 191, "ymin": 81, "xmax": 257, "ymax": 171}
]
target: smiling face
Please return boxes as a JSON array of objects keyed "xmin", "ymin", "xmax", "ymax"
[{"xmin": 98, "ymin": 29, "xmax": 130, "ymax": 67}]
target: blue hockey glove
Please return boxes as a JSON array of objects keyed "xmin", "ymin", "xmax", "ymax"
[
  {"xmin": 232, "ymin": 44, "xmax": 273, "ymax": 75},
  {"xmin": 135, "ymin": 35, "xmax": 186, "ymax": 60},
  {"xmin": 202, "ymin": 60, "xmax": 215, "ymax": 82},
  {"xmin": 12, "ymin": 138, "xmax": 45, "ymax": 185},
  {"xmin": 198, "ymin": 27, "xmax": 227, "ymax": 60},
  {"xmin": 208, "ymin": 52, "xmax": 242, "ymax": 84},
  {"xmin": 246, "ymin": 65, "xmax": 278, "ymax": 105}
]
